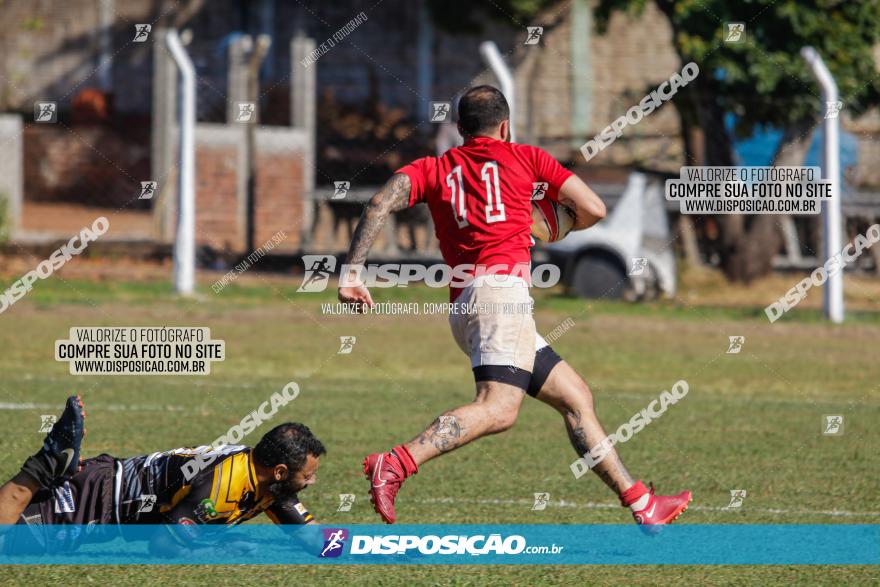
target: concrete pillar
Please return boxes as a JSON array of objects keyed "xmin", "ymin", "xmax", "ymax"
[
  {"xmin": 570, "ymin": 0, "xmax": 593, "ymax": 151},
  {"xmin": 0, "ymin": 115, "xmax": 23, "ymax": 240},
  {"xmin": 291, "ymin": 35, "xmax": 316, "ymax": 248},
  {"xmin": 151, "ymin": 28, "xmax": 177, "ymax": 242},
  {"xmin": 227, "ymin": 35, "xmax": 253, "ymax": 124}
]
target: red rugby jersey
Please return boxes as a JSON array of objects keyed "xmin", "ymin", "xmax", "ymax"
[{"xmin": 396, "ymin": 137, "xmax": 572, "ymax": 299}]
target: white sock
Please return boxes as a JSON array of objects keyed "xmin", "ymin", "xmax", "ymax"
[{"xmin": 629, "ymin": 493, "xmax": 651, "ymax": 512}]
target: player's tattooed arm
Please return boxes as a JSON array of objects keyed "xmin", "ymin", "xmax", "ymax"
[
  {"xmin": 557, "ymin": 175, "xmax": 606, "ymax": 230},
  {"xmin": 346, "ymin": 173, "xmax": 411, "ymax": 266},
  {"xmin": 339, "ymin": 173, "xmax": 411, "ymax": 309}
]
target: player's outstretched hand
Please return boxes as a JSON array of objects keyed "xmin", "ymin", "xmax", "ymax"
[{"xmin": 338, "ymin": 284, "xmax": 375, "ymax": 312}]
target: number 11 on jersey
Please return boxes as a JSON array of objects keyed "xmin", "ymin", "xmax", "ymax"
[{"xmin": 445, "ymin": 161, "xmax": 506, "ymax": 228}]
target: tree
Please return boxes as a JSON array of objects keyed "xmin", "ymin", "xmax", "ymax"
[
  {"xmin": 427, "ymin": 0, "xmax": 560, "ymax": 34},
  {"xmin": 595, "ymin": 0, "xmax": 880, "ymax": 281}
]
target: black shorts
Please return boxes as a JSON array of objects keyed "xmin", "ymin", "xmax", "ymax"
[
  {"xmin": 18, "ymin": 453, "xmax": 120, "ymax": 526},
  {"xmin": 473, "ymin": 345, "xmax": 563, "ymax": 395},
  {"xmin": 5, "ymin": 454, "xmax": 121, "ymax": 554},
  {"xmin": 526, "ymin": 345, "xmax": 563, "ymax": 397}
]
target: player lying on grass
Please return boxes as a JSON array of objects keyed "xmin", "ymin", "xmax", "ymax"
[
  {"xmin": 340, "ymin": 85, "xmax": 692, "ymax": 525},
  {"xmin": 0, "ymin": 396, "xmax": 324, "ymax": 554}
]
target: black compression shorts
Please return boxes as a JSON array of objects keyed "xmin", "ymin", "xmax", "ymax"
[
  {"xmin": 527, "ymin": 345, "xmax": 563, "ymax": 397},
  {"xmin": 471, "ymin": 345, "xmax": 563, "ymax": 395}
]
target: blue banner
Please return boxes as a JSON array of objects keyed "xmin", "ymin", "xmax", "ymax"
[{"xmin": 0, "ymin": 524, "xmax": 876, "ymax": 565}]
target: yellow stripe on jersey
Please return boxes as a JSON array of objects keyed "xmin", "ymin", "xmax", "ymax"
[
  {"xmin": 206, "ymin": 450, "xmax": 272, "ymax": 524},
  {"xmin": 210, "ymin": 452, "xmax": 252, "ymax": 511},
  {"xmin": 161, "ymin": 484, "xmax": 193, "ymax": 514}
]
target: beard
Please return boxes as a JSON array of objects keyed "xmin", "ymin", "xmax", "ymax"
[{"xmin": 268, "ymin": 479, "xmax": 299, "ymax": 501}]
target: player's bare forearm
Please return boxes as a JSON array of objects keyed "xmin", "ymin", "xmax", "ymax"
[
  {"xmin": 558, "ymin": 175, "xmax": 606, "ymax": 230},
  {"xmin": 346, "ymin": 173, "xmax": 412, "ymax": 266}
]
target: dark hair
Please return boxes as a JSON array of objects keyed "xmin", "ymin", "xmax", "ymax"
[
  {"xmin": 457, "ymin": 85, "xmax": 510, "ymax": 137},
  {"xmin": 253, "ymin": 423, "xmax": 326, "ymax": 474}
]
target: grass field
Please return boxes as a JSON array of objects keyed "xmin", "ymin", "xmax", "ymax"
[{"xmin": 0, "ymin": 270, "xmax": 878, "ymax": 585}]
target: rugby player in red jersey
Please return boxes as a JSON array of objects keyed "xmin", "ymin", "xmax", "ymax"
[{"xmin": 340, "ymin": 86, "xmax": 691, "ymax": 525}]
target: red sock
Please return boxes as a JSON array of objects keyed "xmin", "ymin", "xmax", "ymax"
[
  {"xmin": 391, "ymin": 444, "xmax": 419, "ymax": 477},
  {"xmin": 620, "ymin": 480, "xmax": 648, "ymax": 508}
]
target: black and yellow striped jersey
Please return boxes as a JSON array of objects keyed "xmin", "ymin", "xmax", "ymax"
[{"xmin": 120, "ymin": 445, "xmax": 314, "ymax": 527}]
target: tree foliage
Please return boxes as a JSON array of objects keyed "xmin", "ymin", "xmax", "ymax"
[
  {"xmin": 595, "ymin": 0, "xmax": 880, "ymax": 282},
  {"xmin": 595, "ymin": 0, "xmax": 880, "ymax": 138},
  {"xmin": 427, "ymin": 0, "xmax": 560, "ymax": 35}
]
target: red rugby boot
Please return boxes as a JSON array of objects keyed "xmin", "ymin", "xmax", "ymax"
[
  {"xmin": 629, "ymin": 481, "xmax": 692, "ymax": 525},
  {"xmin": 363, "ymin": 445, "xmax": 418, "ymax": 524}
]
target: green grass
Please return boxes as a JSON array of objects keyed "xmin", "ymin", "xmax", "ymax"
[{"xmin": 0, "ymin": 276, "xmax": 878, "ymax": 585}]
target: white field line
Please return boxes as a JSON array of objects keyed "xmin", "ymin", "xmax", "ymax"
[
  {"xmin": 1, "ymin": 397, "xmax": 875, "ymax": 518},
  {"xmin": 3, "ymin": 373, "xmax": 270, "ymax": 390},
  {"xmin": 0, "ymin": 402, "xmax": 183, "ymax": 412},
  {"xmin": 414, "ymin": 496, "xmax": 880, "ymax": 518},
  {"xmin": 600, "ymin": 392, "xmax": 880, "ymax": 407},
  {"xmin": 3, "ymin": 375, "xmax": 878, "ymax": 407}
]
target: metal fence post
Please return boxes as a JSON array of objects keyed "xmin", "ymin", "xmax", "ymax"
[
  {"xmin": 802, "ymin": 47, "xmax": 844, "ymax": 324},
  {"xmin": 166, "ymin": 30, "xmax": 196, "ymax": 295}
]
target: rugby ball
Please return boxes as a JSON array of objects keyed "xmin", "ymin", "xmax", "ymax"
[{"xmin": 531, "ymin": 198, "xmax": 575, "ymax": 242}]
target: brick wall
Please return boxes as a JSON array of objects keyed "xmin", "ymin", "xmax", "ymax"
[
  {"xmin": 193, "ymin": 143, "xmax": 241, "ymax": 252},
  {"xmin": 501, "ymin": 0, "xmax": 683, "ymax": 168},
  {"xmin": 23, "ymin": 124, "xmax": 150, "ymax": 207},
  {"xmin": 5, "ymin": 0, "xmax": 880, "ymax": 186},
  {"xmin": 0, "ymin": 0, "xmax": 169, "ymax": 114},
  {"xmin": 160, "ymin": 124, "xmax": 306, "ymax": 254},
  {"xmin": 588, "ymin": 2, "xmax": 681, "ymax": 136},
  {"xmin": 253, "ymin": 128, "xmax": 305, "ymax": 252}
]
